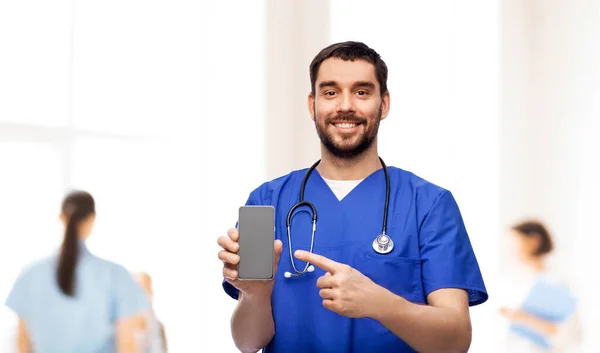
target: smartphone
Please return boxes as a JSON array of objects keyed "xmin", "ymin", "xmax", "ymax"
[{"xmin": 237, "ymin": 205, "xmax": 275, "ymax": 280}]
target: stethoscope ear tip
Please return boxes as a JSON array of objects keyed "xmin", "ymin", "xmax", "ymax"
[
  {"xmin": 307, "ymin": 265, "xmax": 315, "ymax": 272},
  {"xmin": 284, "ymin": 272, "xmax": 292, "ymax": 278}
]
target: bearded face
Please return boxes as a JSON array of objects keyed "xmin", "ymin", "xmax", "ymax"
[
  {"xmin": 314, "ymin": 104, "xmax": 382, "ymax": 159},
  {"xmin": 310, "ymin": 58, "xmax": 389, "ymax": 160}
]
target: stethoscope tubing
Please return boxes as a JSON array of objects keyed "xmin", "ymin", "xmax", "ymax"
[{"xmin": 285, "ymin": 157, "xmax": 391, "ymax": 277}]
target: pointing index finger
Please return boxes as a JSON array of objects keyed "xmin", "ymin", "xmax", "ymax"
[{"xmin": 294, "ymin": 250, "xmax": 340, "ymax": 274}]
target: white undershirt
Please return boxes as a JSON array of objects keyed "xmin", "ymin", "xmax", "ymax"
[{"xmin": 321, "ymin": 177, "xmax": 364, "ymax": 201}]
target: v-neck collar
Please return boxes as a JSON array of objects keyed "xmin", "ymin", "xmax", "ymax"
[
  {"xmin": 320, "ymin": 178, "xmax": 363, "ymax": 201},
  {"xmin": 311, "ymin": 167, "xmax": 385, "ymax": 205}
]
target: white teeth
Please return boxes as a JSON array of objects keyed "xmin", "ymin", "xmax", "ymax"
[{"xmin": 334, "ymin": 123, "xmax": 357, "ymax": 129}]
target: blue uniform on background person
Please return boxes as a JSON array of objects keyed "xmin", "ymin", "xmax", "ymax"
[
  {"xmin": 4, "ymin": 190, "xmax": 149, "ymax": 353},
  {"xmin": 217, "ymin": 41, "xmax": 488, "ymax": 353}
]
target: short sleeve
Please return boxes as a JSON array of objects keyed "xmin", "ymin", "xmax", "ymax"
[
  {"xmin": 111, "ymin": 265, "xmax": 149, "ymax": 321},
  {"xmin": 419, "ymin": 190, "xmax": 488, "ymax": 306},
  {"xmin": 222, "ymin": 192, "xmax": 258, "ymax": 300},
  {"xmin": 4, "ymin": 267, "xmax": 34, "ymax": 322}
]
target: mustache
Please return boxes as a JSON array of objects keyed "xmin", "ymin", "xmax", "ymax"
[{"xmin": 325, "ymin": 113, "xmax": 367, "ymax": 124}]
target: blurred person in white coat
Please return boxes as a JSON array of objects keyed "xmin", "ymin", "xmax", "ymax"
[{"xmin": 499, "ymin": 220, "xmax": 582, "ymax": 353}]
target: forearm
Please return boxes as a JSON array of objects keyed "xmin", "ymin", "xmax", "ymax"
[
  {"xmin": 116, "ymin": 338, "xmax": 138, "ymax": 353},
  {"xmin": 513, "ymin": 311, "xmax": 558, "ymax": 336},
  {"xmin": 17, "ymin": 320, "xmax": 31, "ymax": 353},
  {"xmin": 231, "ymin": 291, "xmax": 275, "ymax": 353},
  {"xmin": 17, "ymin": 336, "xmax": 30, "ymax": 353},
  {"xmin": 115, "ymin": 315, "xmax": 143, "ymax": 353},
  {"xmin": 371, "ymin": 288, "xmax": 471, "ymax": 353}
]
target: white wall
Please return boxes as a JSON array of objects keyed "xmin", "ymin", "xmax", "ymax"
[
  {"xmin": 264, "ymin": 0, "xmax": 329, "ymax": 179},
  {"xmin": 501, "ymin": 0, "xmax": 599, "ymax": 265},
  {"xmin": 573, "ymin": 84, "xmax": 600, "ymax": 353}
]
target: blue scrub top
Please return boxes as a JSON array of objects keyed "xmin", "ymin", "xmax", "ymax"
[
  {"xmin": 5, "ymin": 242, "xmax": 149, "ymax": 353},
  {"xmin": 223, "ymin": 166, "xmax": 488, "ymax": 353}
]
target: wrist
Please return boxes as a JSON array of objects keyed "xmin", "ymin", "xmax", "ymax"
[
  {"xmin": 240, "ymin": 286, "xmax": 273, "ymax": 304},
  {"xmin": 368, "ymin": 284, "xmax": 407, "ymax": 321}
]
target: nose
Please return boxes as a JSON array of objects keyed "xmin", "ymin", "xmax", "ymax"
[{"xmin": 337, "ymin": 91, "xmax": 356, "ymax": 113}]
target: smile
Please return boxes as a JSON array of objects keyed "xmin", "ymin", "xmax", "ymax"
[
  {"xmin": 334, "ymin": 123, "xmax": 357, "ymax": 129},
  {"xmin": 332, "ymin": 121, "xmax": 363, "ymax": 129},
  {"xmin": 331, "ymin": 122, "xmax": 363, "ymax": 134}
]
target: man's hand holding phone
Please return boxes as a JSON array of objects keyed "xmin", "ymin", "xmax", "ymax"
[{"xmin": 218, "ymin": 227, "xmax": 283, "ymax": 298}]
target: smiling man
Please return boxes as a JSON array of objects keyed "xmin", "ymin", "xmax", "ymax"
[{"xmin": 217, "ymin": 41, "xmax": 488, "ymax": 353}]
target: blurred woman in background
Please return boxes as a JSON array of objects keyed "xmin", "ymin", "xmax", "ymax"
[
  {"xmin": 4, "ymin": 190, "xmax": 149, "ymax": 353},
  {"xmin": 499, "ymin": 220, "xmax": 582, "ymax": 353}
]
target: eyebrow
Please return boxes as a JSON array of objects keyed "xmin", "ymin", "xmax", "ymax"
[
  {"xmin": 354, "ymin": 81, "xmax": 376, "ymax": 90},
  {"xmin": 319, "ymin": 81, "xmax": 338, "ymax": 89},
  {"xmin": 318, "ymin": 80, "xmax": 376, "ymax": 90}
]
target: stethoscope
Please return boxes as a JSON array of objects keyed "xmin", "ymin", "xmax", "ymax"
[{"xmin": 284, "ymin": 157, "xmax": 393, "ymax": 278}]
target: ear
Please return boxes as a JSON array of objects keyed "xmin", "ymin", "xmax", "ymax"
[
  {"xmin": 380, "ymin": 91, "xmax": 391, "ymax": 121},
  {"xmin": 530, "ymin": 236, "xmax": 543, "ymax": 255},
  {"xmin": 308, "ymin": 93, "xmax": 316, "ymax": 121}
]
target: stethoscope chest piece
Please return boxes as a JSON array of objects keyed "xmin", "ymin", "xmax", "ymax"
[{"xmin": 373, "ymin": 234, "xmax": 394, "ymax": 254}]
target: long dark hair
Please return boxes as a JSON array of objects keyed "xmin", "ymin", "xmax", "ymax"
[{"xmin": 56, "ymin": 190, "xmax": 95, "ymax": 296}]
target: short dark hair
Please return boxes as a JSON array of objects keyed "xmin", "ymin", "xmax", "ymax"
[
  {"xmin": 511, "ymin": 220, "xmax": 554, "ymax": 256},
  {"xmin": 309, "ymin": 41, "xmax": 388, "ymax": 97}
]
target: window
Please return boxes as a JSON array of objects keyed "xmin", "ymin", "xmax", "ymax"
[
  {"xmin": 0, "ymin": 1, "xmax": 265, "ymax": 351},
  {"xmin": 0, "ymin": 142, "xmax": 64, "ymax": 347},
  {"xmin": 0, "ymin": 0, "xmax": 70, "ymax": 127}
]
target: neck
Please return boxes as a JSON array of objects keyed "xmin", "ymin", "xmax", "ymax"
[
  {"xmin": 77, "ymin": 237, "xmax": 87, "ymax": 249},
  {"xmin": 317, "ymin": 143, "xmax": 382, "ymax": 180},
  {"xmin": 524, "ymin": 256, "xmax": 545, "ymax": 272}
]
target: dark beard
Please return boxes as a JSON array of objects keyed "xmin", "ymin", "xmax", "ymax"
[{"xmin": 315, "ymin": 105, "xmax": 382, "ymax": 159}]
